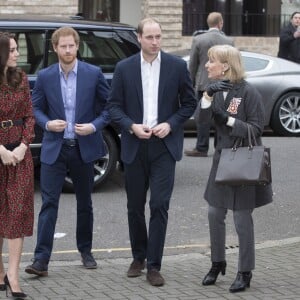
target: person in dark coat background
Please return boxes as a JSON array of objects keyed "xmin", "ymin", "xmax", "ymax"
[
  {"xmin": 198, "ymin": 45, "xmax": 273, "ymax": 293},
  {"xmin": 278, "ymin": 11, "xmax": 300, "ymax": 63}
]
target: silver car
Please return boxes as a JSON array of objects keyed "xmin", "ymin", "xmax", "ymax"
[{"xmin": 180, "ymin": 50, "xmax": 300, "ymax": 136}]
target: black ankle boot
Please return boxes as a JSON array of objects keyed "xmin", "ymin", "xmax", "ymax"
[
  {"xmin": 202, "ymin": 261, "xmax": 226, "ymax": 285},
  {"xmin": 229, "ymin": 271, "xmax": 252, "ymax": 293}
]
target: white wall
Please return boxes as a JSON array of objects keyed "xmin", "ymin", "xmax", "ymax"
[{"xmin": 120, "ymin": 0, "xmax": 142, "ymax": 27}]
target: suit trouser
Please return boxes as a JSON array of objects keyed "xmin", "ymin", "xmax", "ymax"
[
  {"xmin": 208, "ymin": 205, "xmax": 255, "ymax": 272},
  {"xmin": 124, "ymin": 137, "xmax": 176, "ymax": 271},
  {"xmin": 34, "ymin": 144, "xmax": 94, "ymax": 262}
]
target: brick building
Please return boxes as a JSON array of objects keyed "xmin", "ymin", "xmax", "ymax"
[{"xmin": 1, "ymin": 0, "xmax": 299, "ymax": 55}]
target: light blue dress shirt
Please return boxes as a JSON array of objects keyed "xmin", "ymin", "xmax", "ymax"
[{"xmin": 59, "ymin": 61, "xmax": 78, "ymax": 139}]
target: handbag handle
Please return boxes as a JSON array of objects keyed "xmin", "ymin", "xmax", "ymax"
[{"xmin": 232, "ymin": 124, "xmax": 257, "ymax": 151}]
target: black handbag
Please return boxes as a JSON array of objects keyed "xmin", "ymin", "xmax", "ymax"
[{"xmin": 215, "ymin": 125, "xmax": 272, "ymax": 186}]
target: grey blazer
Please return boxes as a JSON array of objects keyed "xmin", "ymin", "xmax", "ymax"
[
  {"xmin": 200, "ymin": 81, "xmax": 273, "ymax": 210},
  {"xmin": 189, "ymin": 29, "xmax": 234, "ymax": 91}
]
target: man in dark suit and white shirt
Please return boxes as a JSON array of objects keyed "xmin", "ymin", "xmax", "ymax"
[
  {"xmin": 184, "ymin": 12, "xmax": 234, "ymax": 157},
  {"xmin": 107, "ymin": 18, "xmax": 196, "ymax": 286}
]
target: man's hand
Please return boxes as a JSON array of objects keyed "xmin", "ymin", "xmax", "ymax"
[
  {"xmin": 47, "ymin": 119, "xmax": 67, "ymax": 132},
  {"xmin": 75, "ymin": 123, "xmax": 95, "ymax": 136},
  {"xmin": 152, "ymin": 122, "xmax": 171, "ymax": 138},
  {"xmin": 131, "ymin": 124, "xmax": 152, "ymax": 139},
  {"xmin": 206, "ymin": 80, "xmax": 233, "ymax": 97}
]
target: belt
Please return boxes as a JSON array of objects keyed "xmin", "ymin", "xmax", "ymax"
[
  {"xmin": 0, "ymin": 119, "xmax": 23, "ymax": 129},
  {"xmin": 62, "ymin": 139, "xmax": 78, "ymax": 147}
]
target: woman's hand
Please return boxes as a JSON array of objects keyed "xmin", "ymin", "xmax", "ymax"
[
  {"xmin": 0, "ymin": 145, "xmax": 18, "ymax": 166},
  {"xmin": 12, "ymin": 143, "xmax": 27, "ymax": 163},
  {"xmin": 214, "ymin": 109, "xmax": 229, "ymax": 125},
  {"xmin": 206, "ymin": 80, "xmax": 233, "ymax": 96}
]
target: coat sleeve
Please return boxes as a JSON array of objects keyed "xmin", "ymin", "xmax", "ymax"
[{"xmin": 106, "ymin": 62, "xmax": 135, "ymax": 131}]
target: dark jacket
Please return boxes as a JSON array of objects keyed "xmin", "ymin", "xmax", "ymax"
[
  {"xmin": 278, "ymin": 22, "xmax": 300, "ymax": 63},
  {"xmin": 200, "ymin": 80, "xmax": 273, "ymax": 210},
  {"xmin": 32, "ymin": 60, "xmax": 110, "ymax": 164},
  {"xmin": 107, "ymin": 51, "xmax": 197, "ymax": 164}
]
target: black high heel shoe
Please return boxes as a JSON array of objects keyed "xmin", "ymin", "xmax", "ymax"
[
  {"xmin": 229, "ymin": 271, "xmax": 252, "ymax": 293},
  {"xmin": 202, "ymin": 261, "xmax": 226, "ymax": 285},
  {"xmin": 4, "ymin": 274, "xmax": 27, "ymax": 299}
]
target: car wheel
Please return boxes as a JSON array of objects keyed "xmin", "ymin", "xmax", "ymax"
[
  {"xmin": 271, "ymin": 92, "xmax": 300, "ymax": 136},
  {"xmin": 63, "ymin": 129, "xmax": 119, "ymax": 192}
]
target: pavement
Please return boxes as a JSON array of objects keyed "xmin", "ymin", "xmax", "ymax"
[{"xmin": 3, "ymin": 237, "xmax": 300, "ymax": 300}]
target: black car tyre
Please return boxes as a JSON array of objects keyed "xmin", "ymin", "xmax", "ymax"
[
  {"xmin": 271, "ymin": 92, "xmax": 300, "ymax": 136},
  {"xmin": 63, "ymin": 128, "xmax": 119, "ymax": 192}
]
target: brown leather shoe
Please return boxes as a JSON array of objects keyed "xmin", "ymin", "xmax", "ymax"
[
  {"xmin": 184, "ymin": 148, "xmax": 208, "ymax": 157},
  {"xmin": 127, "ymin": 260, "xmax": 145, "ymax": 277},
  {"xmin": 147, "ymin": 269, "xmax": 165, "ymax": 286}
]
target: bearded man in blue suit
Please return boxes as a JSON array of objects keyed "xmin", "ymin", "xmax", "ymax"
[
  {"xmin": 107, "ymin": 18, "xmax": 197, "ymax": 286},
  {"xmin": 25, "ymin": 27, "xmax": 110, "ymax": 276}
]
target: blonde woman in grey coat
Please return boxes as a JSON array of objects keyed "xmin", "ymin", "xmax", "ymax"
[{"xmin": 199, "ymin": 45, "xmax": 273, "ymax": 293}]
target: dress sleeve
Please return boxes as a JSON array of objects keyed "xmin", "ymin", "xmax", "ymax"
[{"xmin": 20, "ymin": 72, "xmax": 35, "ymax": 145}]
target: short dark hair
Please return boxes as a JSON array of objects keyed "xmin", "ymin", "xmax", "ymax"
[{"xmin": 291, "ymin": 11, "xmax": 300, "ymax": 19}]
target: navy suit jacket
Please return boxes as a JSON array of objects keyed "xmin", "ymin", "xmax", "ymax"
[
  {"xmin": 107, "ymin": 51, "xmax": 197, "ymax": 164},
  {"xmin": 32, "ymin": 60, "xmax": 110, "ymax": 164}
]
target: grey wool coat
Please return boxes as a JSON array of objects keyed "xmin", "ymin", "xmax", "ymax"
[{"xmin": 200, "ymin": 80, "xmax": 273, "ymax": 210}]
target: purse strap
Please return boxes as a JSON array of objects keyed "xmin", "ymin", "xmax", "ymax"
[{"xmin": 232, "ymin": 124, "xmax": 258, "ymax": 151}]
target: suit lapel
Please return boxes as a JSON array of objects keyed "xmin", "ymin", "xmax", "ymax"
[
  {"xmin": 51, "ymin": 65, "xmax": 66, "ymax": 118},
  {"xmin": 158, "ymin": 52, "xmax": 167, "ymax": 110},
  {"xmin": 224, "ymin": 81, "xmax": 245, "ymax": 109},
  {"xmin": 132, "ymin": 54, "xmax": 143, "ymax": 109}
]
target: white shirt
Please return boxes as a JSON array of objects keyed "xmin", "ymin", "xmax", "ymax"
[{"xmin": 140, "ymin": 51, "xmax": 161, "ymax": 128}]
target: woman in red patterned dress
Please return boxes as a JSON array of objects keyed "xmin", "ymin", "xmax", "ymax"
[{"xmin": 0, "ymin": 32, "xmax": 35, "ymax": 299}]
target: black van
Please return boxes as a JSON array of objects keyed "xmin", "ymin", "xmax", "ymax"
[{"xmin": 0, "ymin": 15, "xmax": 140, "ymax": 190}]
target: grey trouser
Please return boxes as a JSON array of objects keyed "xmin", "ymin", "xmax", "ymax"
[{"xmin": 208, "ymin": 205, "xmax": 255, "ymax": 272}]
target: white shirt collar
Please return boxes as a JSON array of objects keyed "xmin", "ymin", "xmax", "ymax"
[{"xmin": 140, "ymin": 51, "xmax": 161, "ymax": 65}]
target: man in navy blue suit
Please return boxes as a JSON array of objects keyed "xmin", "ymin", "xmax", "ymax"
[
  {"xmin": 107, "ymin": 18, "xmax": 197, "ymax": 286},
  {"xmin": 25, "ymin": 27, "xmax": 110, "ymax": 276}
]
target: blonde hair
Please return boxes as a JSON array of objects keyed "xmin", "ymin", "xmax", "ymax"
[{"xmin": 207, "ymin": 45, "xmax": 245, "ymax": 82}]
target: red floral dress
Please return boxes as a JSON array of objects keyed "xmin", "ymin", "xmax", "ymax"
[{"xmin": 0, "ymin": 71, "xmax": 35, "ymax": 239}]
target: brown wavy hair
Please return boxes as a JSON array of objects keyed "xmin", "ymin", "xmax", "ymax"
[{"xmin": 0, "ymin": 31, "xmax": 22, "ymax": 88}]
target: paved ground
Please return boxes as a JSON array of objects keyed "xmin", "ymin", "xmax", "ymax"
[{"xmin": 3, "ymin": 237, "xmax": 299, "ymax": 299}]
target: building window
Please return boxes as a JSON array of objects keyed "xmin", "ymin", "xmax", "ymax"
[
  {"xmin": 79, "ymin": 0, "xmax": 120, "ymax": 21},
  {"xmin": 182, "ymin": 0, "xmax": 283, "ymax": 37}
]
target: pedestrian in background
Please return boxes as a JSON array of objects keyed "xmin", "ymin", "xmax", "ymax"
[
  {"xmin": 199, "ymin": 45, "xmax": 273, "ymax": 293},
  {"xmin": 0, "ymin": 31, "xmax": 35, "ymax": 299},
  {"xmin": 25, "ymin": 26, "xmax": 110, "ymax": 277},
  {"xmin": 185, "ymin": 12, "xmax": 234, "ymax": 157},
  {"xmin": 107, "ymin": 18, "xmax": 196, "ymax": 286},
  {"xmin": 278, "ymin": 11, "xmax": 300, "ymax": 63}
]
